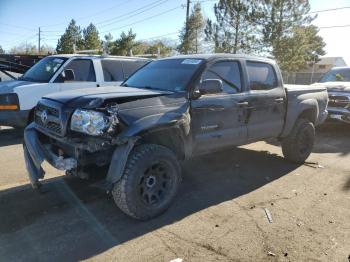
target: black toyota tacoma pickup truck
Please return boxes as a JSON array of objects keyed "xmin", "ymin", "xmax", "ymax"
[{"xmin": 24, "ymin": 54, "xmax": 328, "ymax": 220}]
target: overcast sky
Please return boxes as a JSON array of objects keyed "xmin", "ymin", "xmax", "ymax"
[{"xmin": 0, "ymin": 0, "xmax": 349, "ymax": 64}]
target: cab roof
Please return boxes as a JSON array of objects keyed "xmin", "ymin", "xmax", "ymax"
[
  {"xmin": 49, "ymin": 54, "xmax": 150, "ymax": 61},
  {"xmin": 161, "ymin": 53, "xmax": 276, "ymax": 63}
]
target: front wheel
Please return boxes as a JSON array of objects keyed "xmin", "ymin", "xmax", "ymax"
[
  {"xmin": 281, "ymin": 118, "xmax": 315, "ymax": 163},
  {"xmin": 112, "ymin": 144, "xmax": 181, "ymax": 220}
]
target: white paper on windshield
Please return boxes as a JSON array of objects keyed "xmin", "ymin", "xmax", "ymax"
[
  {"xmin": 181, "ymin": 59, "xmax": 202, "ymax": 65},
  {"xmin": 53, "ymin": 58, "xmax": 64, "ymax": 63}
]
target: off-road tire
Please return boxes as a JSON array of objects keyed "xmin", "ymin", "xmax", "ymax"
[
  {"xmin": 112, "ymin": 144, "xmax": 181, "ymax": 220},
  {"xmin": 281, "ymin": 118, "xmax": 315, "ymax": 163}
]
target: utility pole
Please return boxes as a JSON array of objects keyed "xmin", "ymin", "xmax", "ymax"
[
  {"xmin": 38, "ymin": 27, "xmax": 41, "ymax": 54},
  {"xmin": 185, "ymin": 0, "xmax": 191, "ymax": 54},
  {"xmin": 186, "ymin": 0, "xmax": 190, "ymax": 28}
]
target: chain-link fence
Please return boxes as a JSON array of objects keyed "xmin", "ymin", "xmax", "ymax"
[{"xmin": 282, "ymin": 72, "xmax": 325, "ymax": 85}]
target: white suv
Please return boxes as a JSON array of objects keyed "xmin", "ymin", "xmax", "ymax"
[{"xmin": 0, "ymin": 54, "xmax": 149, "ymax": 128}]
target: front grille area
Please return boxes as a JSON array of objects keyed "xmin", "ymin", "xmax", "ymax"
[
  {"xmin": 36, "ymin": 103, "xmax": 59, "ymax": 117},
  {"xmin": 35, "ymin": 102, "xmax": 63, "ymax": 136},
  {"xmin": 328, "ymin": 95, "xmax": 350, "ymax": 108}
]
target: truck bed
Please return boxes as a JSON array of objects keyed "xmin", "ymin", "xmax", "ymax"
[{"xmin": 285, "ymin": 84, "xmax": 326, "ymax": 93}]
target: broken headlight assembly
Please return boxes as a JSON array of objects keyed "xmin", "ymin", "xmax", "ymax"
[{"xmin": 70, "ymin": 109, "xmax": 112, "ymax": 136}]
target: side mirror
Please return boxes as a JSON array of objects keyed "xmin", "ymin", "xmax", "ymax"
[
  {"xmin": 62, "ymin": 69, "xmax": 75, "ymax": 82},
  {"xmin": 199, "ymin": 79, "xmax": 223, "ymax": 95}
]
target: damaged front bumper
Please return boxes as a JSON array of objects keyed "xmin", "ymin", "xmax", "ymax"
[
  {"xmin": 23, "ymin": 123, "xmax": 137, "ymax": 191},
  {"xmin": 23, "ymin": 123, "xmax": 78, "ymax": 188}
]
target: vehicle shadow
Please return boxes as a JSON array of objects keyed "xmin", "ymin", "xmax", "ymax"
[
  {"xmin": 0, "ymin": 147, "xmax": 300, "ymax": 261},
  {"xmin": 265, "ymin": 122, "xmax": 350, "ymax": 156},
  {"xmin": 0, "ymin": 127, "xmax": 23, "ymax": 147},
  {"xmin": 314, "ymin": 122, "xmax": 350, "ymax": 156}
]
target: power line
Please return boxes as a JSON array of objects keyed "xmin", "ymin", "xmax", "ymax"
[
  {"xmin": 0, "ymin": 33, "xmax": 38, "ymax": 45},
  {"xmin": 310, "ymin": 6, "xmax": 350, "ymax": 14},
  {"xmin": 0, "ymin": 22, "xmax": 34, "ymax": 31},
  {"xmin": 100, "ymin": 5, "xmax": 183, "ymax": 34},
  {"xmin": 39, "ymin": 0, "xmax": 171, "ymax": 37},
  {"xmin": 319, "ymin": 24, "xmax": 350, "ymax": 29},
  {"xmin": 139, "ymin": 31, "xmax": 180, "ymax": 41},
  {"xmin": 41, "ymin": 0, "xmax": 132, "ymax": 28},
  {"xmin": 0, "ymin": 30, "xmax": 34, "ymax": 37},
  {"xmin": 97, "ymin": 0, "xmax": 171, "ymax": 29}
]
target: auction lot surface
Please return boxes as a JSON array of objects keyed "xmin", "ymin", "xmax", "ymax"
[{"xmin": 0, "ymin": 124, "xmax": 349, "ymax": 262}]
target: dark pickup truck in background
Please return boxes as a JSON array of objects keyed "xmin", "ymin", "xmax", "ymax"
[
  {"xmin": 312, "ymin": 67, "xmax": 350, "ymax": 123},
  {"xmin": 23, "ymin": 54, "xmax": 328, "ymax": 220}
]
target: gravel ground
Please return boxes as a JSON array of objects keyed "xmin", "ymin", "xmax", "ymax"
[{"xmin": 0, "ymin": 123, "xmax": 349, "ymax": 262}]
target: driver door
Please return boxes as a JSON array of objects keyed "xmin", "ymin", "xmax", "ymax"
[{"xmin": 191, "ymin": 60, "xmax": 248, "ymax": 155}]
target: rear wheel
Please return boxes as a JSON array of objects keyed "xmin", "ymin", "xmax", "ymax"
[
  {"xmin": 281, "ymin": 118, "xmax": 315, "ymax": 163},
  {"xmin": 112, "ymin": 144, "xmax": 181, "ymax": 220}
]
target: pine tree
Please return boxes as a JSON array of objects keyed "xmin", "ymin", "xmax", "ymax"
[
  {"xmin": 178, "ymin": 3, "xmax": 205, "ymax": 54},
  {"xmin": 274, "ymin": 25, "xmax": 325, "ymax": 71},
  {"xmin": 111, "ymin": 29, "xmax": 138, "ymax": 56},
  {"xmin": 83, "ymin": 23, "xmax": 101, "ymax": 50},
  {"xmin": 56, "ymin": 19, "xmax": 84, "ymax": 54},
  {"xmin": 205, "ymin": 0, "xmax": 261, "ymax": 54},
  {"xmin": 0, "ymin": 45, "xmax": 4, "ymax": 54},
  {"xmin": 260, "ymin": 0, "xmax": 314, "ymax": 54},
  {"xmin": 260, "ymin": 0, "xmax": 325, "ymax": 71},
  {"xmin": 146, "ymin": 40, "xmax": 173, "ymax": 57}
]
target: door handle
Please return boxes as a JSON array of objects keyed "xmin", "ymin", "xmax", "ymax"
[
  {"xmin": 208, "ymin": 106, "xmax": 225, "ymax": 111},
  {"xmin": 237, "ymin": 101, "xmax": 249, "ymax": 106},
  {"xmin": 196, "ymin": 106, "xmax": 225, "ymax": 111},
  {"xmin": 274, "ymin": 97, "xmax": 284, "ymax": 103}
]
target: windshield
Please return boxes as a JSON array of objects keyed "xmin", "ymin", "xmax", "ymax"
[
  {"xmin": 319, "ymin": 68, "xmax": 350, "ymax": 82},
  {"xmin": 123, "ymin": 58, "xmax": 204, "ymax": 92},
  {"xmin": 20, "ymin": 57, "xmax": 67, "ymax": 83}
]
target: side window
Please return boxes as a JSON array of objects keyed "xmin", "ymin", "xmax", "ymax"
[
  {"xmin": 122, "ymin": 60, "xmax": 148, "ymax": 79},
  {"xmin": 201, "ymin": 61, "xmax": 242, "ymax": 94},
  {"xmin": 57, "ymin": 59, "xmax": 96, "ymax": 82},
  {"xmin": 246, "ymin": 61, "xmax": 278, "ymax": 90},
  {"xmin": 101, "ymin": 60, "xmax": 124, "ymax": 82}
]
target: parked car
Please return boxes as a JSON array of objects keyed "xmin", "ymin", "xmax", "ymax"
[
  {"xmin": 0, "ymin": 54, "xmax": 150, "ymax": 128},
  {"xmin": 23, "ymin": 54, "xmax": 328, "ymax": 220},
  {"xmin": 312, "ymin": 67, "xmax": 350, "ymax": 123}
]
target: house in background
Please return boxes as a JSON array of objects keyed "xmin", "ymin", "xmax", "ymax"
[
  {"xmin": 300, "ymin": 57, "xmax": 347, "ymax": 74},
  {"xmin": 283, "ymin": 56, "xmax": 347, "ymax": 84}
]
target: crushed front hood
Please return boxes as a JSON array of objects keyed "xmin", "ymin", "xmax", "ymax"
[{"xmin": 43, "ymin": 86, "xmax": 174, "ymax": 108}]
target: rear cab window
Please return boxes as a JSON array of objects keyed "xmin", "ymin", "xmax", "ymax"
[
  {"xmin": 122, "ymin": 60, "xmax": 149, "ymax": 79},
  {"xmin": 101, "ymin": 59, "xmax": 124, "ymax": 82},
  {"xmin": 101, "ymin": 59, "xmax": 148, "ymax": 82},
  {"xmin": 246, "ymin": 61, "xmax": 278, "ymax": 90}
]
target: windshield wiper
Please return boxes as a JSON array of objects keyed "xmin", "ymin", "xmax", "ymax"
[{"xmin": 140, "ymin": 86, "xmax": 172, "ymax": 92}]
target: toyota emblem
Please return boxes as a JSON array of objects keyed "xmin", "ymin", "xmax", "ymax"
[{"xmin": 40, "ymin": 110, "xmax": 48, "ymax": 125}]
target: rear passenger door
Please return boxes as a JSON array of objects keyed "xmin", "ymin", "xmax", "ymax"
[
  {"xmin": 55, "ymin": 59, "xmax": 98, "ymax": 91},
  {"xmin": 244, "ymin": 61, "xmax": 286, "ymax": 141}
]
